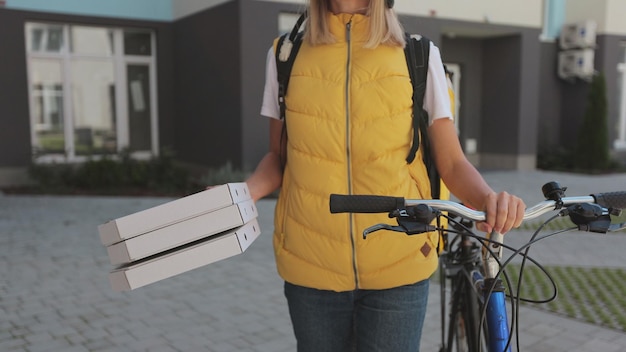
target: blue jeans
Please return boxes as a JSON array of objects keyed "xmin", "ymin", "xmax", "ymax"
[{"xmin": 284, "ymin": 280, "xmax": 429, "ymax": 352}]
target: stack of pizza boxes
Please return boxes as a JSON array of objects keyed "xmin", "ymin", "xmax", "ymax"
[{"xmin": 98, "ymin": 183, "xmax": 260, "ymax": 291}]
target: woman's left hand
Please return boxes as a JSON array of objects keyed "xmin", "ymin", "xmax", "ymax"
[{"xmin": 477, "ymin": 191, "xmax": 525, "ymax": 234}]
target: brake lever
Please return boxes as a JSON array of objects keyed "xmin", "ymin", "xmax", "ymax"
[
  {"xmin": 363, "ymin": 224, "xmax": 406, "ymax": 239},
  {"xmin": 363, "ymin": 204, "xmax": 438, "ymax": 239},
  {"xmin": 362, "ymin": 219, "xmax": 436, "ymax": 239}
]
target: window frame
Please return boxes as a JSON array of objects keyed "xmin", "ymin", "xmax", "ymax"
[
  {"xmin": 615, "ymin": 46, "xmax": 626, "ymax": 150},
  {"xmin": 25, "ymin": 22, "xmax": 159, "ymax": 163}
]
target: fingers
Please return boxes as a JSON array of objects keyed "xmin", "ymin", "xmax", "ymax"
[
  {"xmin": 484, "ymin": 191, "xmax": 525, "ymax": 234},
  {"xmin": 475, "ymin": 221, "xmax": 491, "ymax": 233},
  {"xmin": 482, "ymin": 192, "xmax": 498, "ymax": 233}
]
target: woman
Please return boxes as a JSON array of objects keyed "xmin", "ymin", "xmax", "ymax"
[{"xmin": 245, "ymin": 0, "xmax": 525, "ymax": 350}]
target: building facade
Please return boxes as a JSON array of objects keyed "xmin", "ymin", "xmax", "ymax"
[{"xmin": 1, "ymin": 0, "xmax": 625, "ymax": 186}]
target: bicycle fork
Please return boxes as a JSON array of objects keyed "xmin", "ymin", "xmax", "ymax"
[{"xmin": 482, "ymin": 231, "xmax": 512, "ymax": 352}]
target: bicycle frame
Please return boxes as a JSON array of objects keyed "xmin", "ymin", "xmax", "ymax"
[
  {"xmin": 439, "ymin": 224, "xmax": 511, "ymax": 352},
  {"xmin": 482, "ymin": 231, "xmax": 511, "ymax": 352}
]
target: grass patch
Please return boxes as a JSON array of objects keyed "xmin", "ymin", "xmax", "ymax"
[
  {"xmin": 504, "ymin": 264, "xmax": 626, "ymax": 332},
  {"xmin": 436, "ymin": 263, "xmax": 626, "ymax": 331},
  {"xmin": 519, "ymin": 211, "xmax": 626, "ymax": 232},
  {"xmin": 437, "ymin": 213, "xmax": 626, "ymax": 333}
]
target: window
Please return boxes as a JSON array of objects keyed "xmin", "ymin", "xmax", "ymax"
[
  {"xmin": 30, "ymin": 60, "xmax": 65, "ymax": 153},
  {"xmin": 30, "ymin": 24, "xmax": 65, "ymax": 52},
  {"xmin": 124, "ymin": 31, "xmax": 152, "ymax": 56},
  {"xmin": 25, "ymin": 23, "xmax": 158, "ymax": 162},
  {"xmin": 615, "ymin": 42, "xmax": 626, "ymax": 150}
]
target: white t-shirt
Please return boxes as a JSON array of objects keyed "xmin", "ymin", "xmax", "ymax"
[{"xmin": 260, "ymin": 41, "xmax": 453, "ymax": 124}]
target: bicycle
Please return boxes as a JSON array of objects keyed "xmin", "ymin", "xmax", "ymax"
[{"xmin": 329, "ymin": 181, "xmax": 626, "ymax": 352}]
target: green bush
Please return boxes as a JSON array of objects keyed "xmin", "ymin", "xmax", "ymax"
[
  {"xmin": 576, "ymin": 72, "xmax": 610, "ymax": 172},
  {"xmin": 27, "ymin": 149, "xmax": 197, "ymax": 196},
  {"xmin": 538, "ymin": 72, "xmax": 625, "ymax": 174},
  {"xmin": 24, "ymin": 151, "xmax": 254, "ymax": 196},
  {"xmin": 536, "ymin": 145, "xmax": 575, "ymax": 171},
  {"xmin": 28, "ymin": 162, "xmax": 76, "ymax": 188},
  {"xmin": 198, "ymin": 161, "xmax": 249, "ymax": 186}
]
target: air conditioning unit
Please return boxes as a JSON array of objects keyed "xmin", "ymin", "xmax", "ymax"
[
  {"xmin": 558, "ymin": 49, "xmax": 595, "ymax": 80},
  {"xmin": 559, "ymin": 20, "xmax": 597, "ymax": 50}
]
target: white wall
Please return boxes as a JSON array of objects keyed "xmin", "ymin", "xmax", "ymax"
[
  {"xmin": 16, "ymin": 0, "xmax": 624, "ymax": 35},
  {"xmin": 171, "ymin": 0, "xmax": 304, "ymax": 19},
  {"xmin": 605, "ymin": 0, "xmax": 626, "ymax": 35},
  {"xmin": 172, "ymin": 0, "xmax": 227, "ymax": 20},
  {"xmin": 394, "ymin": 0, "xmax": 543, "ymax": 28},
  {"xmin": 9, "ymin": 0, "xmax": 546, "ymax": 29},
  {"xmin": 253, "ymin": 0, "xmax": 544, "ymax": 28},
  {"xmin": 565, "ymin": 0, "xmax": 606, "ymax": 32},
  {"xmin": 565, "ymin": 0, "xmax": 626, "ymax": 35}
]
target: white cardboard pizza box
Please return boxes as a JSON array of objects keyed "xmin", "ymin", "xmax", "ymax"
[
  {"xmin": 109, "ymin": 218, "xmax": 261, "ymax": 291},
  {"xmin": 105, "ymin": 199, "xmax": 257, "ymax": 265},
  {"xmin": 98, "ymin": 183, "xmax": 250, "ymax": 246}
]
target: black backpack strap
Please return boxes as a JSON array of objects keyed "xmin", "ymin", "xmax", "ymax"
[
  {"xmin": 404, "ymin": 33, "xmax": 441, "ymax": 198},
  {"xmin": 404, "ymin": 33, "xmax": 430, "ymax": 163},
  {"xmin": 274, "ymin": 12, "xmax": 307, "ymax": 169},
  {"xmin": 276, "ymin": 12, "xmax": 307, "ymax": 121}
]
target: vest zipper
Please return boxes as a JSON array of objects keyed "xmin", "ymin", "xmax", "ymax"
[{"xmin": 345, "ymin": 18, "xmax": 359, "ymax": 289}]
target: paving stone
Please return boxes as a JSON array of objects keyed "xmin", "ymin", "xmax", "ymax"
[
  {"xmin": 0, "ymin": 337, "xmax": 28, "ymax": 351},
  {"xmin": 1, "ymin": 170, "xmax": 626, "ymax": 351}
]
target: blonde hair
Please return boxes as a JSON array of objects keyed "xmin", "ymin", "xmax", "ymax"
[{"xmin": 304, "ymin": 0, "xmax": 406, "ymax": 48}]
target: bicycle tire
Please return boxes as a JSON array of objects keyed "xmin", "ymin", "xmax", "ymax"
[{"xmin": 445, "ymin": 268, "xmax": 487, "ymax": 352}]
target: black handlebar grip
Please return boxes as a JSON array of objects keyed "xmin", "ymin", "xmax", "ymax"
[
  {"xmin": 591, "ymin": 191, "xmax": 626, "ymax": 209},
  {"xmin": 329, "ymin": 194, "xmax": 405, "ymax": 213}
]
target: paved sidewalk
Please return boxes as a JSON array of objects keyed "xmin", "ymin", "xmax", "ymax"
[{"xmin": 1, "ymin": 170, "xmax": 626, "ymax": 351}]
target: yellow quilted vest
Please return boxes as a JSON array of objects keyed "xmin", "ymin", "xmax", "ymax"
[{"xmin": 273, "ymin": 13, "xmax": 439, "ymax": 291}]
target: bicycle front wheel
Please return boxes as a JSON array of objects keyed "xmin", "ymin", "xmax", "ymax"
[{"xmin": 447, "ymin": 271, "xmax": 487, "ymax": 352}]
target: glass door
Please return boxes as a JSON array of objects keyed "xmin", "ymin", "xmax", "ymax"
[
  {"xmin": 126, "ymin": 64, "xmax": 152, "ymax": 151},
  {"xmin": 30, "ymin": 59, "xmax": 65, "ymax": 155}
]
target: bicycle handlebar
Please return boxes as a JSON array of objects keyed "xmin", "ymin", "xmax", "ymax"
[
  {"xmin": 329, "ymin": 191, "xmax": 626, "ymax": 221},
  {"xmin": 592, "ymin": 192, "xmax": 626, "ymax": 209}
]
